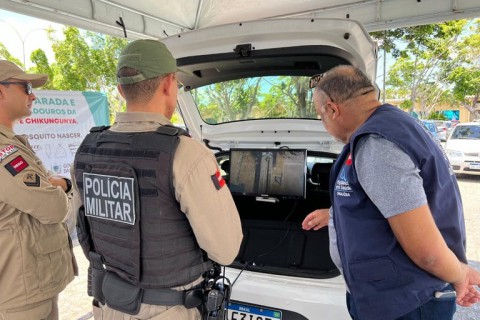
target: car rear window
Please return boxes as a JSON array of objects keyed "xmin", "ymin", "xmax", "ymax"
[
  {"xmin": 422, "ymin": 122, "xmax": 437, "ymax": 133},
  {"xmin": 190, "ymin": 76, "xmax": 318, "ymax": 124},
  {"xmin": 451, "ymin": 125, "xmax": 480, "ymax": 139}
]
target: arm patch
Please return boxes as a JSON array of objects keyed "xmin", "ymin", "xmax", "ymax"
[
  {"xmin": 0, "ymin": 144, "xmax": 18, "ymax": 162},
  {"xmin": 211, "ymin": 169, "xmax": 226, "ymax": 190},
  {"xmin": 23, "ymin": 171, "xmax": 41, "ymax": 187},
  {"xmin": 4, "ymin": 156, "xmax": 29, "ymax": 176}
]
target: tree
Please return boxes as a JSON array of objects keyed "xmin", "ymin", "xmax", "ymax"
[
  {"xmin": 446, "ymin": 20, "xmax": 480, "ymax": 120},
  {"xmin": 194, "ymin": 76, "xmax": 316, "ymax": 124},
  {"xmin": 45, "ymin": 27, "xmax": 128, "ymax": 121},
  {"xmin": 199, "ymin": 78, "xmax": 261, "ymax": 123},
  {"xmin": 265, "ymin": 77, "xmax": 315, "ymax": 118},
  {"xmin": 0, "ymin": 42, "xmax": 24, "ymax": 67},
  {"xmin": 371, "ymin": 23, "xmax": 462, "ymax": 59},
  {"xmin": 6, "ymin": 26, "xmax": 129, "ymax": 122},
  {"xmin": 371, "ymin": 19, "xmax": 479, "ymax": 119}
]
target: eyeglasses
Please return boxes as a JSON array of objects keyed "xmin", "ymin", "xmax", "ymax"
[
  {"xmin": 0, "ymin": 81, "xmax": 33, "ymax": 95},
  {"xmin": 309, "ymin": 73, "xmax": 324, "ymax": 89}
]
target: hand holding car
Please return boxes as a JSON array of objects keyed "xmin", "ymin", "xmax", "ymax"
[{"xmin": 301, "ymin": 208, "xmax": 329, "ymax": 230}]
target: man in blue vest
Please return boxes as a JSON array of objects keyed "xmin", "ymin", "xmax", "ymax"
[{"xmin": 304, "ymin": 65, "xmax": 480, "ymax": 320}]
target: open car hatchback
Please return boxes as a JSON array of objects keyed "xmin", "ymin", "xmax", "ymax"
[{"xmin": 162, "ymin": 18, "xmax": 377, "ymax": 320}]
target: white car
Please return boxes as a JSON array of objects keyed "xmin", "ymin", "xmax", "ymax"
[
  {"xmin": 434, "ymin": 120, "xmax": 448, "ymax": 142},
  {"xmin": 163, "ymin": 18, "xmax": 377, "ymax": 320},
  {"xmin": 445, "ymin": 122, "xmax": 480, "ymax": 176}
]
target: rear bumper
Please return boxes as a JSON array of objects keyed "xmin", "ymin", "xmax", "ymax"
[{"xmin": 225, "ymin": 267, "xmax": 350, "ymax": 319}]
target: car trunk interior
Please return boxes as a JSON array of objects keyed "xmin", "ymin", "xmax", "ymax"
[{"xmin": 217, "ymin": 150, "xmax": 340, "ymax": 279}]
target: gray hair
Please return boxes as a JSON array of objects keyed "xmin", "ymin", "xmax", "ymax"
[{"xmin": 316, "ymin": 65, "xmax": 375, "ymax": 104}]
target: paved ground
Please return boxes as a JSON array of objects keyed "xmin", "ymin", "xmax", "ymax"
[
  {"xmin": 58, "ymin": 175, "xmax": 480, "ymax": 320},
  {"xmin": 58, "ymin": 242, "xmax": 92, "ymax": 320},
  {"xmin": 453, "ymin": 174, "xmax": 480, "ymax": 320}
]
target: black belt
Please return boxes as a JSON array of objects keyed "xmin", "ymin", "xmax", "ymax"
[
  {"xmin": 142, "ymin": 283, "xmax": 204, "ymax": 308},
  {"xmin": 142, "ymin": 288, "xmax": 185, "ymax": 305},
  {"xmin": 101, "ymin": 270, "xmax": 205, "ymax": 309}
]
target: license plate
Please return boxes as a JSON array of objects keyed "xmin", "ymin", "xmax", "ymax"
[
  {"xmin": 469, "ymin": 163, "xmax": 480, "ymax": 169},
  {"xmin": 227, "ymin": 302, "xmax": 282, "ymax": 320}
]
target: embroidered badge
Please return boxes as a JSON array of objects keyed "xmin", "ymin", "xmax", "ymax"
[
  {"xmin": 0, "ymin": 144, "xmax": 18, "ymax": 163},
  {"xmin": 23, "ymin": 171, "xmax": 41, "ymax": 187},
  {"xmin": 83, "ymin": 173, "xmax": 136, "ymax": 225},
  {"xmin": 211, "ymin": 169, "xmax": 226, "ymax": 190},
  {"xmin": 4, "ymin": 156, "xmax": 29, "ymax": 176}
]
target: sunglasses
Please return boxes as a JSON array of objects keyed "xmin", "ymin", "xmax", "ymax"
[
  {"xmin": 309, "ymin": 73, "xmax": 324, "ymax": 89},
  {"xmin": 0, "ymin": 81, "xmax": 33, "ymax": 95}
]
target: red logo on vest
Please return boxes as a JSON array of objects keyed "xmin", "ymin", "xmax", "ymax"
[{"xmin": 345, "ymin": 153, "xmax": 353, "ymax": 166}]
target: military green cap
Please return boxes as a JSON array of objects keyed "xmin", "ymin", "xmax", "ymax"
[{"xmin": 116, "ymin": 39, "xmax": 177, "ymax": 85}]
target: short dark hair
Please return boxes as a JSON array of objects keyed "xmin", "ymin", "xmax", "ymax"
[{"xmin": 117, "ymin": 67, "xmax": 165, "ymax": 104}]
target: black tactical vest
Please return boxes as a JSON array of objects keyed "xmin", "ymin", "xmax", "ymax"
[{"xmin": 74, "ymin": 125, "xmax": 212, "ymax": 289}]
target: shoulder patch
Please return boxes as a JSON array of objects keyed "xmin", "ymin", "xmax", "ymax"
[
  {"xmin": 23, "ymin": 170, "xmax": 41, "ymax": 187},
  {"xmin": 4, "ymin": 156, "xmax": 29, "ymax": 176},
  {"xmin": 0, "ymin": 144, "xmax": 18, "ymax": 163},
  {"xmin": 211, "ymin": 169, "xmax": 226, "ymax": 190}
]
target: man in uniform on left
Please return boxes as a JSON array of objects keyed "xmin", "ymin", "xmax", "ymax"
[{"xmin": 0, "ymin": 60, "xmax": 77, "ymax": 320}]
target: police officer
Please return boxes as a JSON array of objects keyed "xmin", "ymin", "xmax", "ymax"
[
  {"xmin": 72, "ymin": 39, "xmax": 243, "ymax": 320},
  {"xmin": 0, "ymin": 60, "xmax": 77, "ymax": 319}
]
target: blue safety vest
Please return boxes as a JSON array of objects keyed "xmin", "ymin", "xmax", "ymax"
[{"xmin": 330, "ymin": 104, "xmax": 466, "ymax": 320}]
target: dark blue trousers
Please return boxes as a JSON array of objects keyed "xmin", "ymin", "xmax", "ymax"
[{"xmin": 346, "ymin": 285, "xmax": 456, "ymax": 320}]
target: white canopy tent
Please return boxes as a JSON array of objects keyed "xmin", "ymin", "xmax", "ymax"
[{"xmin": 0, "ymin": 0, "xmax": 479, "ymax": 39}]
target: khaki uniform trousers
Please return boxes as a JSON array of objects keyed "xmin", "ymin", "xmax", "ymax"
[
  {"xmin": 93, "ymin": 302, "xmax": 201, "ymax": 320},
  {"xmin": 0, "ymin": 295, "xmax": 58, "ymax": 320}
]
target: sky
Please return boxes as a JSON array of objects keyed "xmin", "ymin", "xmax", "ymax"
[{"xmin": 0, "ymin": 9, "xmax": 63, "ymax": 68}]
